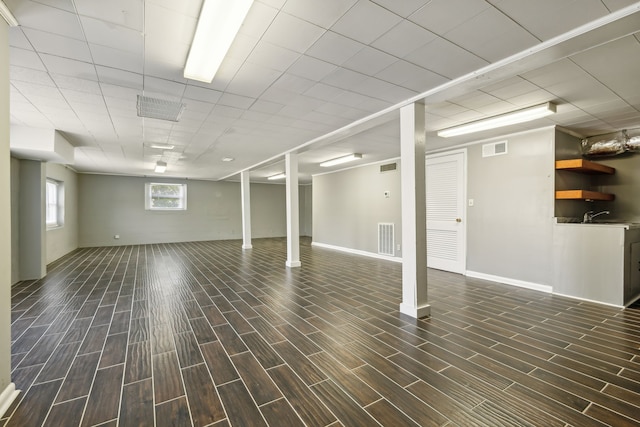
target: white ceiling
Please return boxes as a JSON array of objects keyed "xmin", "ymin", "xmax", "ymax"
[{"xmin": 6, "ymin": 0, "xmax": 640, "ymax": 183}]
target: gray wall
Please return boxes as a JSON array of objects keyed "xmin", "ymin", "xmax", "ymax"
[
  {"xmin": 300, "ymin": 185, "xmax": 312, "ymax": 237},
  {"xmin": 0, "ymin": 19, "xmax": 12, "ymax": 408},
  {"xmin": 313, "ymin": 161, "xmax": 401, "ymax": 256},
  {"xmin": 18, "ymin": 160, "xmax": 46, "ymax": 280},
  {"xmin": 46, "ymin": 163, "xmax": 79, "ymax": 264},
  {"xmin": 78, "ymin": 174, "xmax": 307, "ymax": 247},
  {"xmin": 10, "ymin": 157, "xmax": 19, "ymax": 284},
  {"xmin": 466, "ymin": 128, "xmax": 555, "ymax": 286}
]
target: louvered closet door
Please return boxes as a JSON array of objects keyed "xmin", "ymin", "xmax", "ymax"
[{"xmin": 426, "ymin": 151, "xmax": 466, "ymax": 274}]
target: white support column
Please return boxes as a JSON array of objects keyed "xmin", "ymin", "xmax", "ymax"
[
  {"xmin": 240, "ymin": 171, "xmax": 252, "ymax": 249},
  {"xmin": 285, "ymin": 153, "xmax": 301, "ymax": 268},
  {"xmin": 399, "ymin": 102, "xmax": 430, "ymax": 319}
]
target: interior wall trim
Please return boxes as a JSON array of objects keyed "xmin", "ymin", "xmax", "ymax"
[
  {"xmin": 466, "ymin": 270, "xmax": 552, "ymax": 294},
  {"xmin": 0, "ymin": 383, "xmax": 19, "ymax": 418},
  {"xmin": 311, "ymin": 241, "xmax": 402, "ymax": 263}
]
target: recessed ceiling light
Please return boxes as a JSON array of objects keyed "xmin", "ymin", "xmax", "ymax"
[
  {"xmin": 184, "ymin": 0, "xmax": 254, "ymax": 83},
  {"xmin": 154, "ymin": 161, "xmax": 167, "ymax": 173},
  {"xmin": 150, "ymin": 144, "xmax": 175, "ymax": 150},
  {"xmin": 320, "ymin": 153, "xmax": 363, "ymax": 167},
  {"xmin": 267, "ymin": 173, "xmax": 286, "ymax": 180},
  {"xmin": 437, "ymin": 102, "xmax": 557, "ymax": 138},
  {"xmin": 222, "ymin": 157, "xmax": 234, "ymax": 162}
]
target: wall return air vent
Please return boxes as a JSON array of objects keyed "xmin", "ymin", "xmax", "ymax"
[
  {"xmin": 380, "ymin": 162, "xmax": 397, "ymax": 173},
  {"xmin": 482, "ymin": 140, "xmax": 508, "ymax": 157}
]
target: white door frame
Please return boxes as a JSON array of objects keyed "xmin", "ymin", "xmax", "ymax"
[{"xmin": 426, "ymin": 149, "xmax": 467, "ymax": 274}]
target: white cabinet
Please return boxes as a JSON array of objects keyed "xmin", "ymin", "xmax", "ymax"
[{"xmin": 553, "ymin": 223, "xmax": 640, "ymax": 306}]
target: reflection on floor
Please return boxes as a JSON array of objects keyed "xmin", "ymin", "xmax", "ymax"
[{"xmin": 4, "ymin": 237, "xmax": 640, "ymax": 426}]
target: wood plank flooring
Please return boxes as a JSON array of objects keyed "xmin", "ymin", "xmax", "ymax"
[{"xmin": 4, "ymin": 237, "xmax": 640, "ymax": 426}]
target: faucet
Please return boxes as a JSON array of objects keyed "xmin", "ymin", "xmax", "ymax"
[{"xmin": 583, "ymin": 210, "xmax": 610, "ymax": 223}]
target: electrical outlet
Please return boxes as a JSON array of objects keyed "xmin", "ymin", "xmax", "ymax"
[
  {"xmin": 114, "ymin": 235, "xmax": 120, "ymax": 239},
  {"xmin": 384, "ymin": 190, "xmax": 390, "ymax": 198},
  {"xmin": 468, "ymin": 199, "xmax": 474, "ymax": 207}
]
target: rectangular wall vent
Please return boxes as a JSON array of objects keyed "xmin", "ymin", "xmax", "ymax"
[
  {"xmin": 380, "ymin": 162, "xmax": 397, "ymax": 173},
  {"xmin": 378, "ymin": 223, "xmax": 395, "ymax": 256},
  {"xmin": 482, "ymin": 140, "xmax": 508, "ymax": 157}
]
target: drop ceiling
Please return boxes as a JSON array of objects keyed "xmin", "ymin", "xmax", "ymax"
[{"xmin": 6, "ymin": 0, "xmax": 640, "ymax": 183}]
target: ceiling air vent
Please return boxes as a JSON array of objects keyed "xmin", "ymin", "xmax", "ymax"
[
  {"xmin": 137, "ymin": 95, "xmax": 186, "ymax": 122},
  {"xmin": 482, "ymin": 140, "xmax": 508, "ymax": 157},
  {"xmin": 380, "ymin": 162, "xmax": 397, "ymax": 173}
]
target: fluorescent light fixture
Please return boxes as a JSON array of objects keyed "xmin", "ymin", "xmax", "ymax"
[
  {"xmin": 221, "ymin": 157, "xmax": 234, "ymax": 162},
  {"xmin": 437, "ymin": 102, "xmax": 557, "ymax": 138},
  {"xmin": 320, "ymin": 153, "xmax": 363, "ymax": 167},
  {"xmin": 154, "ymin": 161, "xmax": 167, "ymax": 173},
  {"xmin": 150, "ymin": 144, "xmax": 175, "ymax": 150},
  {"xmin": 0, "ymin": 1, "xmax": 18, "ymax": 27},
  {"xmin": 267, "ymin": 173, "xmax": 286, "ymax": 181},
  {"xmin": 184, "ymin": 0, "xmax": 254, "ymax": 83}
]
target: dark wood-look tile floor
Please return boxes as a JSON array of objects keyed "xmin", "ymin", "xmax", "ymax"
[{"xmin": 3, "ymin": 237, "xmax": 640, "ymax": 426}]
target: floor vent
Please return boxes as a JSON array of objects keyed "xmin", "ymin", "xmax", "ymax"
[
  {"xmin": 378, "ymin": 223, "xmax": 395, "ymax": 256},
  {"xmin": 482, "ymin": 140, "xmax": 508, "ymax": 157},
  {"xmin": 380, "ymin": 162, "xmax": 397, "ymax": 173}
]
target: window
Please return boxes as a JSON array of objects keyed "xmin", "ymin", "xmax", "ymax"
[
  {"xmin": 46, "ymin": 179, "xmax": 64, "ymax": 228},
  {"xmin": 145, "ymin": 183, "xmax": 187, "ymax": 210}
]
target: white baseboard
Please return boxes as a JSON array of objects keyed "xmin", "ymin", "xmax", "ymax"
[
  {"xmin": 311, "ymin": 242, "xmax": 402, "ymax": 263},
  {"xmin": 466, "ymin": 271, "xmax": 552, "ymax": 293},
  {"xmin": 552, "ymin": 291, "xmax": 624, "ymax": 308},
  {"xmin": 0, "ymin": 382, "xmax": 19, "ymax": 418}
]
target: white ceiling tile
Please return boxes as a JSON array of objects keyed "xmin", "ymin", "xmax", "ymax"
[
  {"xmin": 96, "ymin": 66, "xmax": 143, "ymax": 89},
  {"xmin": 183, "ymin": 86, "xmax": 222, "ymax": 104},
  {"xmin": 371, "ymin": 20, "xmax": 436, "ymax": 58},
  {"xmin": 306, "ymin": 31, "xmax": 365, "ymax": 65},
  {"xmin": 256, "ymin": 0, "xmax": 286, "ymax": 9},
  {"xmin": 369, "ymin": 0, "xmax": 430, "ymax": 17},
  {"xmin": 443, "ymin": 8, "xmax": 539, "ymax": 62},
  {"xmin": 287, "ymin": 55, "xmax": 337, "ymax": 81},
  {"xmin": 90, "ymin": 44, "xmax": 144, "ymax": 74},
  {"xmin": 450, "ymin": 91, "xmax": 503, "ymax": 110},
  {"xmin": 321, "ymin": 68, "xmax": 369, "ymax": 90},
  {"xmin": 218, "ymin": 93, "xmax": 255, "ymax": 109},
  {"xmin": 375, "ymin": 60, "xmax": 448, "ymax": 92},
  {"xmin": 304, "ymin": 83, "xmax": 346, "ymax": 102},
  {"xmin": 409, "ymin": 0, "xmax": 490, "ymax": 35},
  {"xmin": 238, "ymin": 2, "xmax": 278, "ymax": 38},
  {"xmin": 246, "ymin": 41, "xmax": 301, "ymax": 72},
  {"xmin": 331, "ymin": 0, "xmax": 402, "ymax": 44},
  {"xmin": 7, "ymin": 0, "xmax": 84, "ymax": 39},
  {"xmin": 12, "ymin": 80, "xmax": 63, "ymax": 98},
  {"xmin": 488, "ymin": 0, "xmax": 609, "ymax": 40},
  {"xmin": 8, "ymin": 28, "xmax": 32, "ymax": 49},
  {"xmin": 143, "ymin": 77, "xmax": 186, "ymax": 98},
  {"xmin": 226, "ymin": 33, "xmax": 260, "ymax": 63},
  {"xmin": 75, "ymin": 0, "xmax": 144, "ymax": 31},
  {"xmin": 283, "ymin": 0, "xmax": 357, "ymax": 27},
  {"xmin": 146, "ymin": 0, "xmax": 201, "ymax": 18},
  {"xmin": 225, "ymin": 62, "xmax": 281, "ymax": 98},
  {"xmin": 404, "ymin": 37, "xmax": 488, "ymax": 79},
  {"xmin": 249, "ymin": 100, "xmax": 284, "ymax": 114},
  {"xmin": 60, "ymin": 88, "xmax": 104, "ymax": 104},
  {"xmin": 352, "ymin": 77, "xmax": 417, "ymax": 103},
  {"xmin": 80, "ymin": 16, "xmax": 143, "ymax": 54},
  {"xmin": 40, "ymin": 54, "xmax": 98, "ymax": 80},
  {"xmin": 342, "ymin": 47, "xmax": 397, "ymax": 76},
  {"xmin": 10, "ymin": 66, "xmax": 55, "ymax": 86},
  {"xmin": 10, "ymin": 47, "xmax": 46, "ymax": 70},
  {"xmin": 262, "ymin": 12, "xmax": 325, "ymax": 53},
  {"xmin": 51, "ymin": 74, "xmax": 102, "ymax": 94},
  {"xmin": 22, "ymin": 28, "xmax": 92, "ymax": 62},
  {"xmin": 271, "ymin": 73, "xmax": 316, "ymax": 93},
  {"xmin": 144, "ymin": 2, "xmax": 197, "ymax": 47},
  {"xmin": 208, "ymin": 57, "xmax": 244, "ymax": 92},
  {"xmin": 100, "ymin": 83, "xmax": 139, "ymax": 100}
]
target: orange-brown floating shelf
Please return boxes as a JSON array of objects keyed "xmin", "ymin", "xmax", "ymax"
[
  {"xmin": 555, "ymin": 190, "xmax": 615, "ymax": 201},
  {"xmin": 555, "ymin": 159, "xmax": 615, "ymax": 174}
]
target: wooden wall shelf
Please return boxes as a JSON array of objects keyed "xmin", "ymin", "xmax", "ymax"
[
  {"xmin": 555, "ymin": 159, "xmax": 615, "ymax": 174},
  {"xmin": 555, "ymin": 190, "xmax": 615, "ymax": 201}
]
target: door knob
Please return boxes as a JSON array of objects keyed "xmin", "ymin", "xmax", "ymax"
[{"xmin": 456, "ymin": 218, "xmax": 462, "ymax": 223}]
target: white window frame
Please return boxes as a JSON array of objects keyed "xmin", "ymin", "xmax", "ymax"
[
  {"xmin": 46, "ymin": 179, "xmax": 64, "ymax": 228},
  {"xmin": 145, "ymin": 183, "xmax": 187, "ymax": 211}
]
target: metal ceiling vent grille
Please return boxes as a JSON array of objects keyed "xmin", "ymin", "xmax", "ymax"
[
  {"xmin": 137, "ymin": 95, "xmax": 186, "ymax": 122},
  {"xmin": 378, "ymin": 223, "xmax": 395, "ymax": 256}
]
